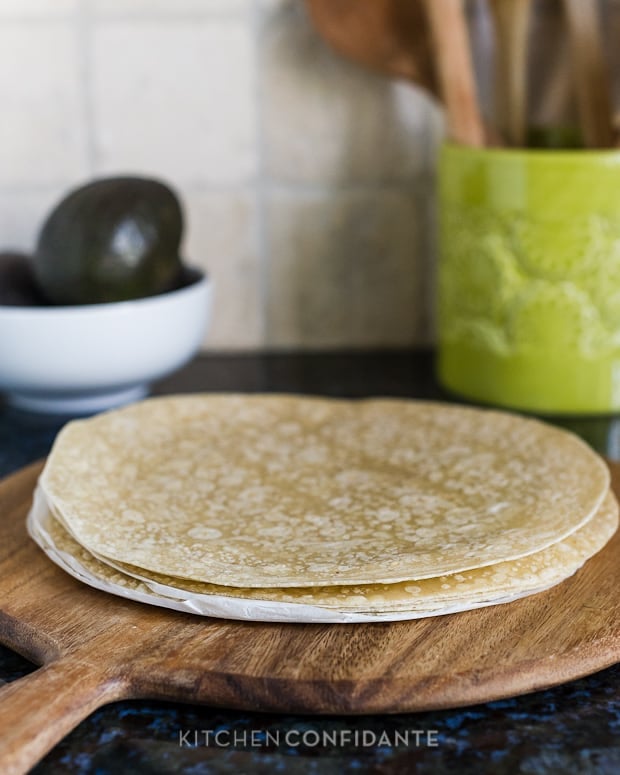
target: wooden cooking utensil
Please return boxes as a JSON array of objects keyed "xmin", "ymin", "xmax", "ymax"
[
  {"xmin": 532, "ymin": 37, "xmax": 574, "ymax": 129},
  {"xmin": 421, "ymin": 0, "xmax": 486, "ymax": 146},
  {"xmin": 488, "ymin": 0, "xmax": 532, "ymax": 146},
  {"xmin": 1, "ymin": 461, "xmax": 620, "ymax": 773},
  {"xmin": 306, "ymin": 0, "xmax": 488, "ymax": 146},
  {"xmin": 305, "ymin": 0, "xmax": 438, "ymax": 95},
  {"xmin": 529, "ymin": 0, "xmax": 577, "ymax": 132},
  {"xmin": 561, "ymin": 0, "xmax": 614, "ymax": 147}
]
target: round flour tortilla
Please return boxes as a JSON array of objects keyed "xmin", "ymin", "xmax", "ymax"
[
  {"xmin": 27, "ymin": 485, "xmax": 618, "ymax": 621},
  {"xmin": 39, "ymin": 394, "xmax": 610, "ymax": 587}
]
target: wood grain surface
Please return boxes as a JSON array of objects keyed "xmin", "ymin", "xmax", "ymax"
[
  {"xmin": 421, "ymin": 0, "xmax": 485, "ymax": 147},
  {"xmin": 0, "ymin": 461, "xmax": 619, "ymax": 774},
  {"xmin": 305, "ymin": 0, "xmax": 438, "ymax": 92},
  {"xmin": 562, "ymin": 0, "xmax": 614, "ymax": 148}
]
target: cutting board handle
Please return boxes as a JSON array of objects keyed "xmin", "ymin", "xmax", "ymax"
[{"xmin": 0, "ymin": 657, "xmax": 127, "ymax": 775}]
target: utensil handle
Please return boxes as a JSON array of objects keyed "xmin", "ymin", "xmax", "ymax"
[
  {"xmin": 562, "ymin": 0, "xmax": 613, "ymax": 147},
  {"xmin": 0, "ymin": 658, "xmax": 126, "ymax": 775},
  {"xmin": 489, "ymin": 0, "xmax": 532, "ymax": 146},
  {"xmin": 423, "ymin": 0, "xmax": 485, "ymax": 147}
]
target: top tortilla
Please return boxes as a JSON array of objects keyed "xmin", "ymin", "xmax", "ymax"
[{"xmin": 39, "ymin": 394, "xmax": 610, "ymax": 587}]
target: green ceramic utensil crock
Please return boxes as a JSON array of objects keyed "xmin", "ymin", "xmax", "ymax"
[{"xmin": 438, "ymin": 143, "xmax": 620, "ymax": 414}]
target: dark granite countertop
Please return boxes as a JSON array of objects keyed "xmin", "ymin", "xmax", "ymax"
[{"xmin": 1, "ymin": 351, "xmax": 618, "ymax": 774}]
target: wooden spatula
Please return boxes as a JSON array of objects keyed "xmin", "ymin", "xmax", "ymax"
[
  {"xmin": 561, "ymin": 0, "xmax": 614, "ymax": 147},
  {"xmin": 489, "ymin": 0, "xmax": 532, "ymax": 146}
]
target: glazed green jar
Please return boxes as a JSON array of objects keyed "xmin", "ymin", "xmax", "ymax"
[{"xmin": 437, "ymin": 144, "xmax": 620, "ymax": 414}]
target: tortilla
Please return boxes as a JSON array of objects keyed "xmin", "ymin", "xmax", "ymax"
[
  {"xmin": 39, "ymin": 394, "xmax": 610, "ymax": 587},
  {"xmin": 28, "ymin": 485, "xmax": 618, "ymax": 621}
]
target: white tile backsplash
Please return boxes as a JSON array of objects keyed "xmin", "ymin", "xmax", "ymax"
[
  {"xmin": 184, "ymin": 190, "xmax": 263, "ymax": 349},
  {"xmin": 91, "ymin": 20, "xmax": 257, "ymax": 185},
  {"xmin": 0, "ymin": 23, "xmax": 88, "ymax": 186},
  {"xmin": 261, "ymin": 1, "xmax": 432, "ymax": 185},
  {"xmin": 0, "ymin": 188, "xmax": 65, "ymax": 253},
  {"xmin": 92, "ymin": 0, "xmax": 251, "ymax": 18},
  {"xmin": 265, "ymin": 189, "xmax": 422, "ymax": 348},
  {"xmin": 0, "ymin": 0, "xmax": 439, "ymax": 351},
  {"xmin": 0, "ymin": 0, "xmax": 78, "ymax": 17}
]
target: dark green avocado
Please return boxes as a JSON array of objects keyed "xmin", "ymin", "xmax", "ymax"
[
  {"xmin": 33, "ymin": 176, "xmax": 185, "ymax": 305},
  {"xmin": 0, "ymin": 252, "xmax": 49, "ymax": 306}
]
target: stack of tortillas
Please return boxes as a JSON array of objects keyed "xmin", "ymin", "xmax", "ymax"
[{"xmin": 28, "ymin": 394, "xmax": 618, "ymax": 623}]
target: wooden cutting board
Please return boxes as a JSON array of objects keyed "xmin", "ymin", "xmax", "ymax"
[{"xmin": 1, "ymin": 461, "xmax": 619, "ymax": 775}]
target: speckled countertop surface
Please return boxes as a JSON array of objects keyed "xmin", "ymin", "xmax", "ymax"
[{"xmin": 1, "ymin": 352, "xmax": 619, "ymax": 774}]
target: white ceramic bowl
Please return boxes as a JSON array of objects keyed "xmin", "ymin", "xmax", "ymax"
[{"xmin": 0, "ymin": 268, "xmax": 211, "ymax": 414}]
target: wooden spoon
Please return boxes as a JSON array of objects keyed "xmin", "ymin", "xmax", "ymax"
[
  {"xmin": 305, "ymin": 0, "xmax": 438, "ymax": 95},
  {"xmin": 422, "ymin": 0, "xmax": 486, "ymax": 146},
  {"xmin": 488, "ymin": 0, "xmax": 532, "ymax": 146},
  {"xmin": 561, "ymin": 0, "xmax": 614, "ymax": 148},
  {"xmin": 529, "ymin": 0, "xmax": 576, "ymax": 132},
  {"xmin": 306, "ymin": 0, "xmax": 488, "ymax": 146}
]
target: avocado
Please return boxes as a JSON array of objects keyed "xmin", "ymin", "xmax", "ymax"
[
  {"xmin": 33, "ymin": 177, "xmax": 185, "ymax": 305},
  {"xmin": 0, "ymin": 252, "xmax": 49, "ymax": 307}
]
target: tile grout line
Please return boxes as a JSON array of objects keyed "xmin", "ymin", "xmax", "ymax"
[
  {"xmin": 419, "ymin": 105, "xmax": 445, "ymax": 346},
  {"xmin": 416, "ymin": 106, "xmax": 433, "ymax": 346},
  {"xmin": 0, "ymin": 10, "xmax": 253, "ymax": 25},
  {"xmin": 89, "ymin": 12, "xmax": 252, "ymax": 24},
  {"xmin": 76, "ymin": 0, "xmax": 98, "ymax": 177},
  {"xmin": 251, "ymin": 0, "xmax": 270, "ymax": 348},
  {"xmin": 405, "ymin": 94, "xmax": 433, "ymax": 347},
  {"xmin": 0, "ymin": 15, "xmax": 75, "ymax": 25},
  {"xmin": 0, "ymin": 179, "xmax": 429, "ymax": 196}
]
